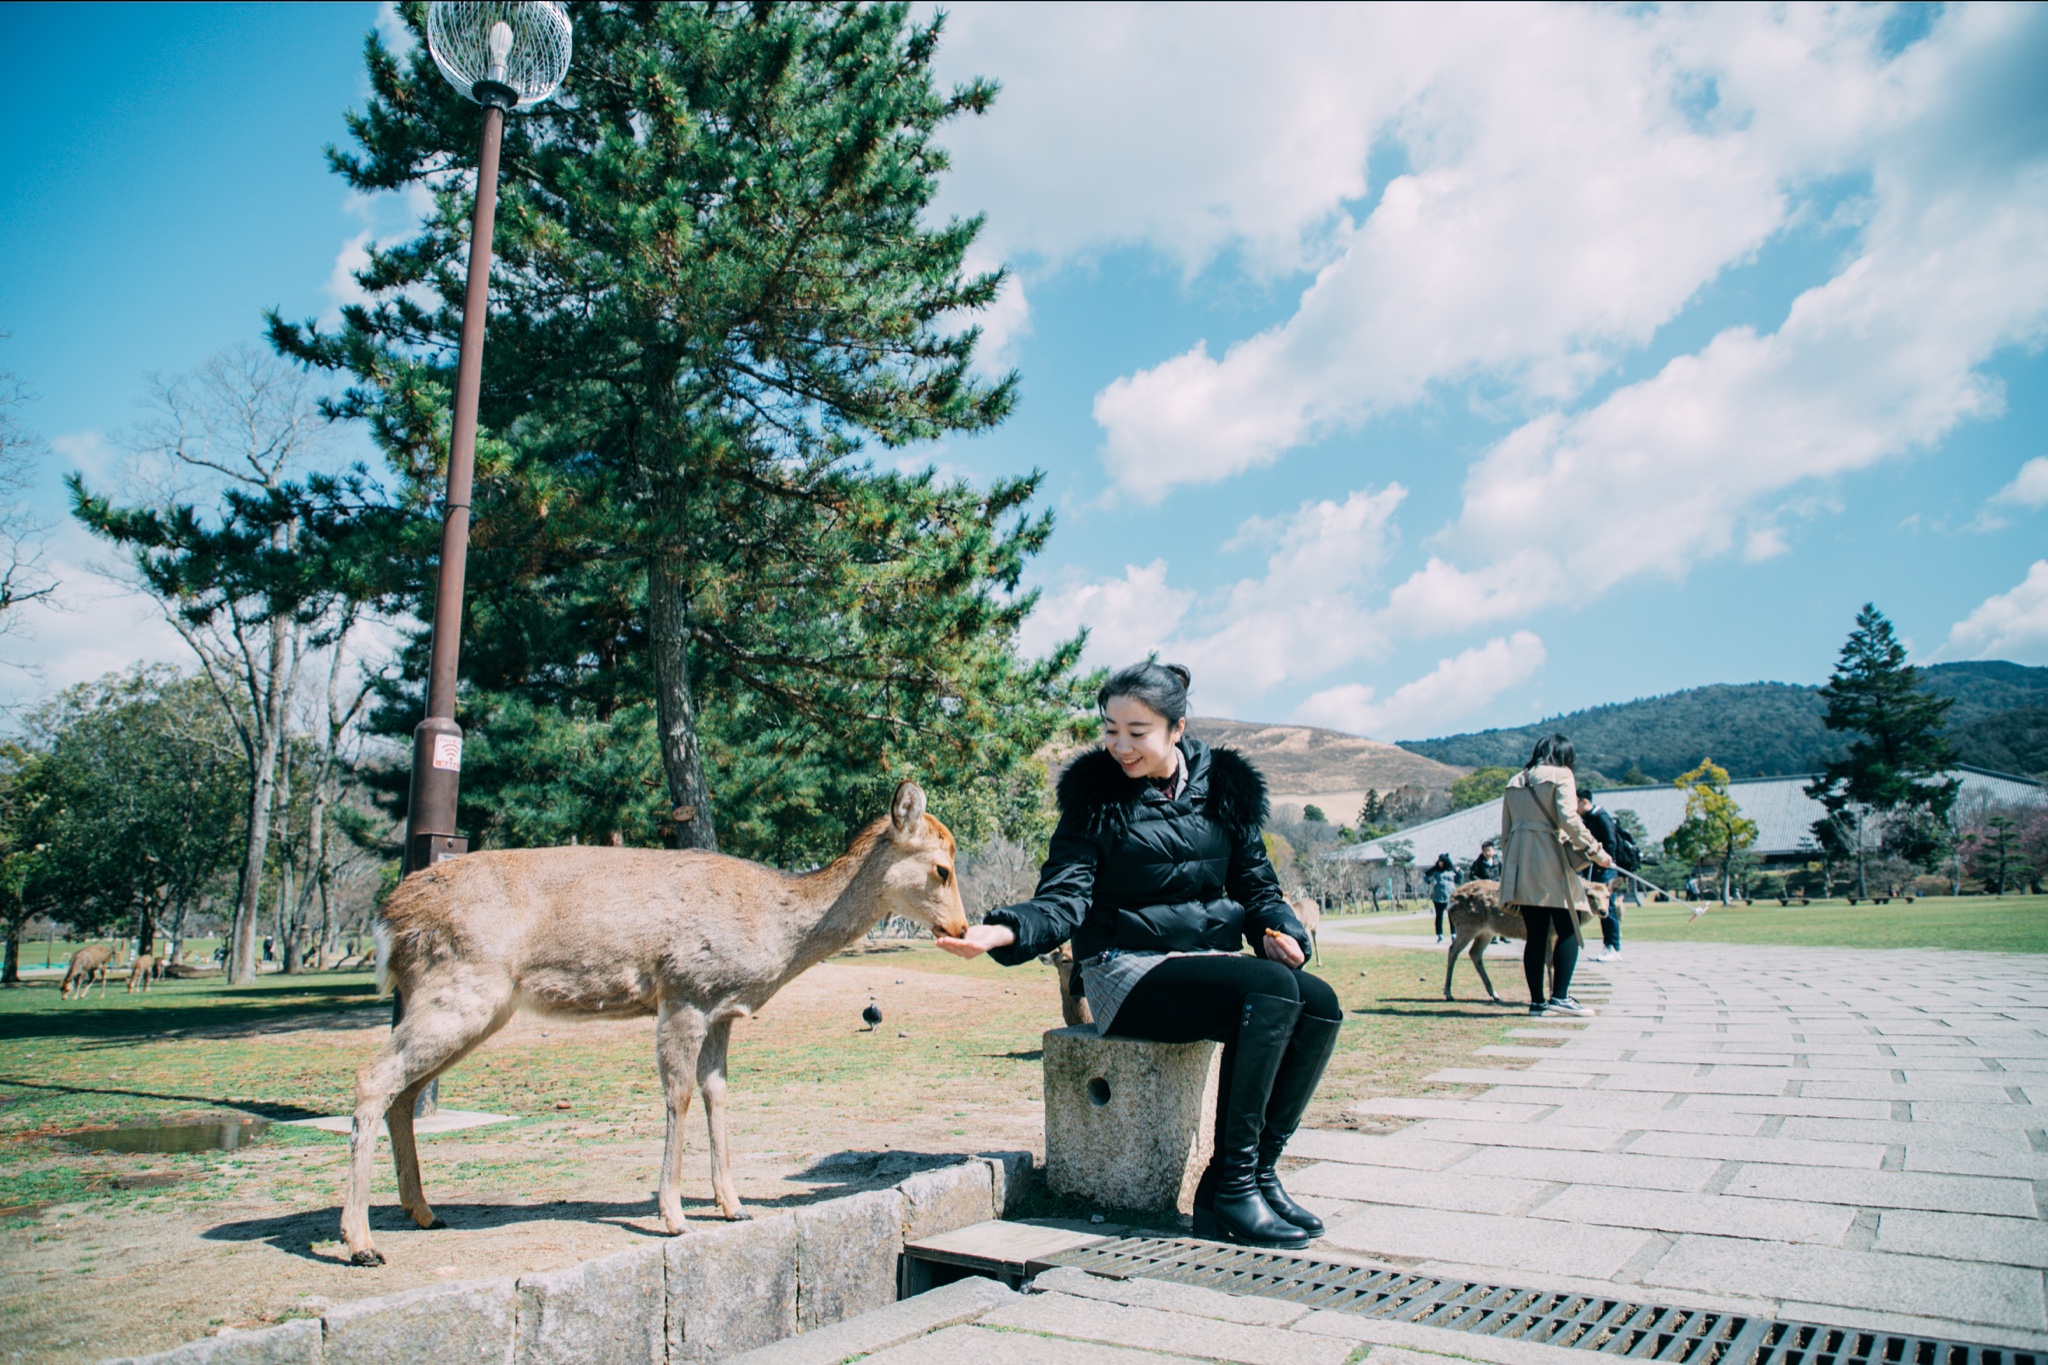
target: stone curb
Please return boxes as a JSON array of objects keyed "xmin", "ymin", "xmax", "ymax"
[
  {"xmin": 112, "ymin": 1155, "xmax": 1019, "ymax": 1365},
  {"xmin": 721, "ymin": 1276, "xmax": 1017, "ymax": 1365}
]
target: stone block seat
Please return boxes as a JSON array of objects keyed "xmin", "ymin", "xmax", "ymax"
[{"xmin": 1041, "ymin": 1026, "xmax": 1220, "ymax": 1215}]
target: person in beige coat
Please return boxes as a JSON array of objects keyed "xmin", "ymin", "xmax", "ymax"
[{"xmin": 1499, "ymin": 734, "xmax": 1612, "ymax": 1017}]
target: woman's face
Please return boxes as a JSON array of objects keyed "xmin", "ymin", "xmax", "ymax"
[{"xmin": 1102, "ymin": 695, "xmax": 1185, "ymax": 781}]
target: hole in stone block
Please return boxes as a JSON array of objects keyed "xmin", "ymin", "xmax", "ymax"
[{"xmin": 1086, "ymin": 1077, "xmax": 1112, "ymax": 1106}]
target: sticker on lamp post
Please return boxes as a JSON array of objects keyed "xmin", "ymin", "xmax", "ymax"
[{"xmin": 432, "ymin": 735, "xmax": 464, "ymax": 771}]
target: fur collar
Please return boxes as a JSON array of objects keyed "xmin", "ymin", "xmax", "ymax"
[{"xmin": 1056, "ymin": 738, "xmax": 1269, "ymax": 835}]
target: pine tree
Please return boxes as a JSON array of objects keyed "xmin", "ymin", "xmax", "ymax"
[
  {"xmin": 274, "ymin": 3, "xmax": 1087, "ymax": 862},
  {"xmin": 1805, "ymin": 605, "xmax": 1958, "ymax": 897}
]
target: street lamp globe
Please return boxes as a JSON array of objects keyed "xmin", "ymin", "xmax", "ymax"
[{"xmin": 427, "ymin": 1, "xmax": 573, "ymax": 110}]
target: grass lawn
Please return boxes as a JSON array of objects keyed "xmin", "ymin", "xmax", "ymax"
[
  {"xmin": 1329, "ymin": 893, "xmax": 2048, "ymax": 953},
  {"xmin": 1613, "ymin": 894, "xmax": 2048, "ymax": 951}
]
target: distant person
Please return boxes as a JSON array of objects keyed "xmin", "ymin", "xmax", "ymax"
[
  {"xmin": 1577, "ymin": 789, "xmax": 1623, "ymax": 961},
  {"xmin": 1426, "ymin": 854, "xmax": 1458, "ymax": 942},
  {"xmin": 1499, "ymin": 735, "xmax": 1613, "ymax": 1018},
  {"xmin": 1685, "ymin": 873, "xmax": 1703, "ymax": 901},
  {"xmin": 1469, "ymin": 840, "xmax": 1502, "ymax": 883}
]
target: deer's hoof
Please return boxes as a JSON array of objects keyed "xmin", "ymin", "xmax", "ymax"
[
  {"xmin": 722, "ymin": 1207, "xmax": 753, "ymax": 1223},
  {"xmin": 408, "ymin": 1205, "xmax": 439, "ymax": 1230},
  {"xmin": 349, "ymin": 1248, "xmax": 385, "ymax": 1267}
]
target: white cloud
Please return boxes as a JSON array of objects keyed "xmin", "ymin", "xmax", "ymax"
[
  {"xmin": 1294, "ymin": 631, "xmax": 1546, "ymax": 740},
  {"xmin": 49, "ymin": 430, "xmax": 115, "ymax": 485},
  {"xmin": 1017, "ymin": 486, "xmax": 1405, "ymax": 711},
  {"xmin": 1054, "ymin": 4, "xmax": 1902, "ymax": 496},
  {"xmin": 950, "ymin": 246, "xmax": 1031, "ymax": 380},
  {"xmin": 323, "ymin": 185, "xmax": 436, "ymax": 326},
  {"xmin": 1992, "ymin": 456, "xmax": 2048, "ymax": 509},
  {"xmin": 1368, "ymin": 5, "xmax": 2048, "ymax": 630},
  {"xmin": 0, "ymin": 519, "xmax": 192, "ymax": 713},
  {"xmin": 1942, "ymin": 561, "xmax": 2048, "ymax": 664},
  {"xmin": 1015, "ymin": 559, "xmax": 1192, "ymax": 670},
  {"xmin": 931, "ymin": 3, "xmax": 1398, "ymax": 275}
]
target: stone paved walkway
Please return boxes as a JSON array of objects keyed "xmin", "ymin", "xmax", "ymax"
[
  {"xmin": 1292, "ymin": 938, "xmax": 2048, "ymax": 1347},
  {"xmin": 758, "ymin": 938, "xmax": 2047, "ymax": 1364}
]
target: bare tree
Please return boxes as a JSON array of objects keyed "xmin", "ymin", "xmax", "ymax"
[
  {"xmin": 0, "ymin": 364, "xmax": 55, "ymax": 640},
  {"xmin": 956, "ymin": 835, "xmax": 1042, "ymax": 925},
  {"xmin": 83, "ymin": 350, "xmax": 359, "ymax": 984}
]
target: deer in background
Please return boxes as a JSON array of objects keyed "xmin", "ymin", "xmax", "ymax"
[
  {"xmin": 60, "ymin": 945, "xmax": 115, "ymax": 1001},
  {"xmin": 341, "ymin": 780, "xmax": 968, "ymax": 1267},
  {"xmin": 1443, "ymin": 879, "xmax": 1607, "ymax": 1004},
  {"xmin": 126, "ymin": 954, "xmax": 158, "ymax": 993}
]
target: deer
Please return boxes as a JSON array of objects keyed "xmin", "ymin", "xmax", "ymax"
[
  {"xmin": 1287, "ymin": 895, "xmax": 1322, "ymax": 964},
  {"xmin": 340, "ymin": 780, "xmax": 968, "ymax": 1267},
  {"xmin": 125, "ymin": 954, "xmax": 157, "ymax": 993},
  {"xmin": 60, "ymin": 944, "xmax": 116, "ymax": 1001},
  {"xmin": 1442, "ymin": 878, "xmax": 1607, "ymax": 1004}
]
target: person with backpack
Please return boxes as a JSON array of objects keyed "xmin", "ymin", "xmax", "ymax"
[
  {"xmin": 1468, "ymin": 840, "xmax": 1502, "ymax": 883},
  {"xmin": 1499, "ymin": 735, "xmax": 1612, "ymax": 1017},
  {"xmin": 1576, "ymin": 788, "xmax": 1631, "ymax": 961},
  {"xmin": 1426, "ymin": 854, "xmax": 1459, "ymax": 942}
]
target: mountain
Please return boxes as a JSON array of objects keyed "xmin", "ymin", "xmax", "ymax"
[
  {"xmin": 1185, "ymin": 717, "xmax": 1466, "ymax": 825},
  {"xmin": 1395, "ymin": 661, "xmax": 2048, "ymax": 781}
]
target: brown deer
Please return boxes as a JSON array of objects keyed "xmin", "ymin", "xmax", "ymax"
[
  {"xmin": 60, "ymin": 945, "xmax": 115, "ymax": 1001},
  {"xmin": 1442, "ymin": 879, "xmax": 1607, "ymax": 1003},
  {"xmin": 125, "ymin": 953, "xmax": 157, "ymax": 993},
  {"xmin": 1287, "ymin": 895, "xmax": 1322, "ymax": 964},
  {"xmin": 341, "ymin": 780, "xmax": 968, "ymax": 1267}
]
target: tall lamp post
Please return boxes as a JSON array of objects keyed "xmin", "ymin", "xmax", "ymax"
[{"xmin": 404, "ymin": 2, "xmax": 572, "ymax": 876}]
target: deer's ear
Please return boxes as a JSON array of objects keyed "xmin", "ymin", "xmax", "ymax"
[{"xmin": 890, "ymin": 780, "xmax": 927, "ymax": 842}]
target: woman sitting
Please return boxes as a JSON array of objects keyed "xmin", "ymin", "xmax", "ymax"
[{"xmin": 938, "ymin": 662, "xmax": 1339, "ymax": 1247}]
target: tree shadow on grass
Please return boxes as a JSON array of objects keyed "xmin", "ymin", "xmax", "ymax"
[
  {"xmin": 1350, "ymin": 1001, "xmax": 1525, "ymax": 1020},
  {"xmin": 0, "ymin": 1078, "xmax": 327, "ymax": 1122},
  {"xmin": 0, "ymin": 981, "xmax": 389, "ymax": 1044},
  {"xmin": 204, "ymin": 1200, "xmax": 676, "ymax": 1264}
]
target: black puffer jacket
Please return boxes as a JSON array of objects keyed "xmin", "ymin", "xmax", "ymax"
[{"xmin": 986, "ymin": 738, "xmax": 1306, "ymax": 969}]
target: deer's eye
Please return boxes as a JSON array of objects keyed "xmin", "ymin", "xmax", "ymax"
[{"xmin": 935, "ymin": 866, "xmax": 953, "ymax": 884}]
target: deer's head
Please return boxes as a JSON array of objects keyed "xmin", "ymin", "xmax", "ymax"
[{"xmin": 879, "ymin": 780, "xmax": 969, "ymax": 939}]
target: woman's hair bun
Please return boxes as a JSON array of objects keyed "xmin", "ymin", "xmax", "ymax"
[{"xmin": 1098, "ymin": 659, "xmax": 1193, "ymax": 724}]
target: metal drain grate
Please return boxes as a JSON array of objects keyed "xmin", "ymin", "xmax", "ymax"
[{"xmin": 1042, "ymin": 1238, "xmax": 2035, "ymax": 1365}]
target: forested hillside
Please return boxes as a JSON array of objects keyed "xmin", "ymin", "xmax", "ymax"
[{"xmin": 1397, "ymin": 661, "xmax": 2048, "ymax": 780}]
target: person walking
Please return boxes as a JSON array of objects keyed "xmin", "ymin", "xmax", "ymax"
[
  {"xmin": 937, "ymin": 662, "xmax": 1334, "ymax": 1248},
  {"xmin": 1469, "ymin": 840, "xmax": 1502, "ymax": 883},
  {"xmin": 1577, "ymin": 789, "xmax": 1624, "ymax": 961},
  {"xmin": 1499, "ymin": 735, "xmax": 1613, "ymax": 1018},
  {"xmin": 1426, "ymin": 854, "xmax": 1458, "ymax": 941}
]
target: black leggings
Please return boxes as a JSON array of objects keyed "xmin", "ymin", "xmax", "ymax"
[
  {"xmin": 1108, "ymin": 956, "xmax": 1340, "ymax": 1154},
  {"xmin": 1521, "ymin": 905, "xmax": 1579, "ymax": 1004}
]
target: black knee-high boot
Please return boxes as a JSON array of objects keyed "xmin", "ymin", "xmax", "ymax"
[
  {"xmin": 1192, "ymin": 993, "xmax": 1309, "ymax": 1247},
  {"xmin": 1255, "ymin": 1013, "xmax": 1341, "ymax": 1234}
]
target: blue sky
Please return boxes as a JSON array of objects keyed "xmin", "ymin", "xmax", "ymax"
[{"xmin": 4, "ymin": 2, "xmax": 2046, "ymax": 739}]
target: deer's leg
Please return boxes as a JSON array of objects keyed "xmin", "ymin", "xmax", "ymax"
[
  {"xmin": 697, "ymin": 1016, "xmax": 748, "ymax": 1221},
  {"xmin": 1443, "ymin": 931, "xmax": 1467, "ymax": 1000},
  {"xmin": 1471, "ymin": 933, "xmax": 1500, "ymax": 1004},
  {"xmin": 387, "ymin": 1082, "xmax": 433, "ymax": 1228},
  {"xmin": 341, "ymin": 971, "xmax": 512, "ymax": 1264},
  {"xmin": 654, "ymin": 1005, "xmax": 708, "ymax": 1235}
]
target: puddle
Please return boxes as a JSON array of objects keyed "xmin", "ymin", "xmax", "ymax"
[{"xmin": 62, "ymin": 1116, "xmax": 270, "ymax": 1154}]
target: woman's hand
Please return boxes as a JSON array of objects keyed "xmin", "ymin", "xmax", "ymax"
[
  {"xmin": 936, "ymin": 923, "xmax": 1016, "ymax": 959},
  {"xmin": 1261, "ymin": 928, "xmax": 1307, "ymax": 969}
]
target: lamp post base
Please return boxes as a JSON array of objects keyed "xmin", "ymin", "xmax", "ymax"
[{"xmin": 406, "ymin": 833, "xmax": 469, "ymax": 874}]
